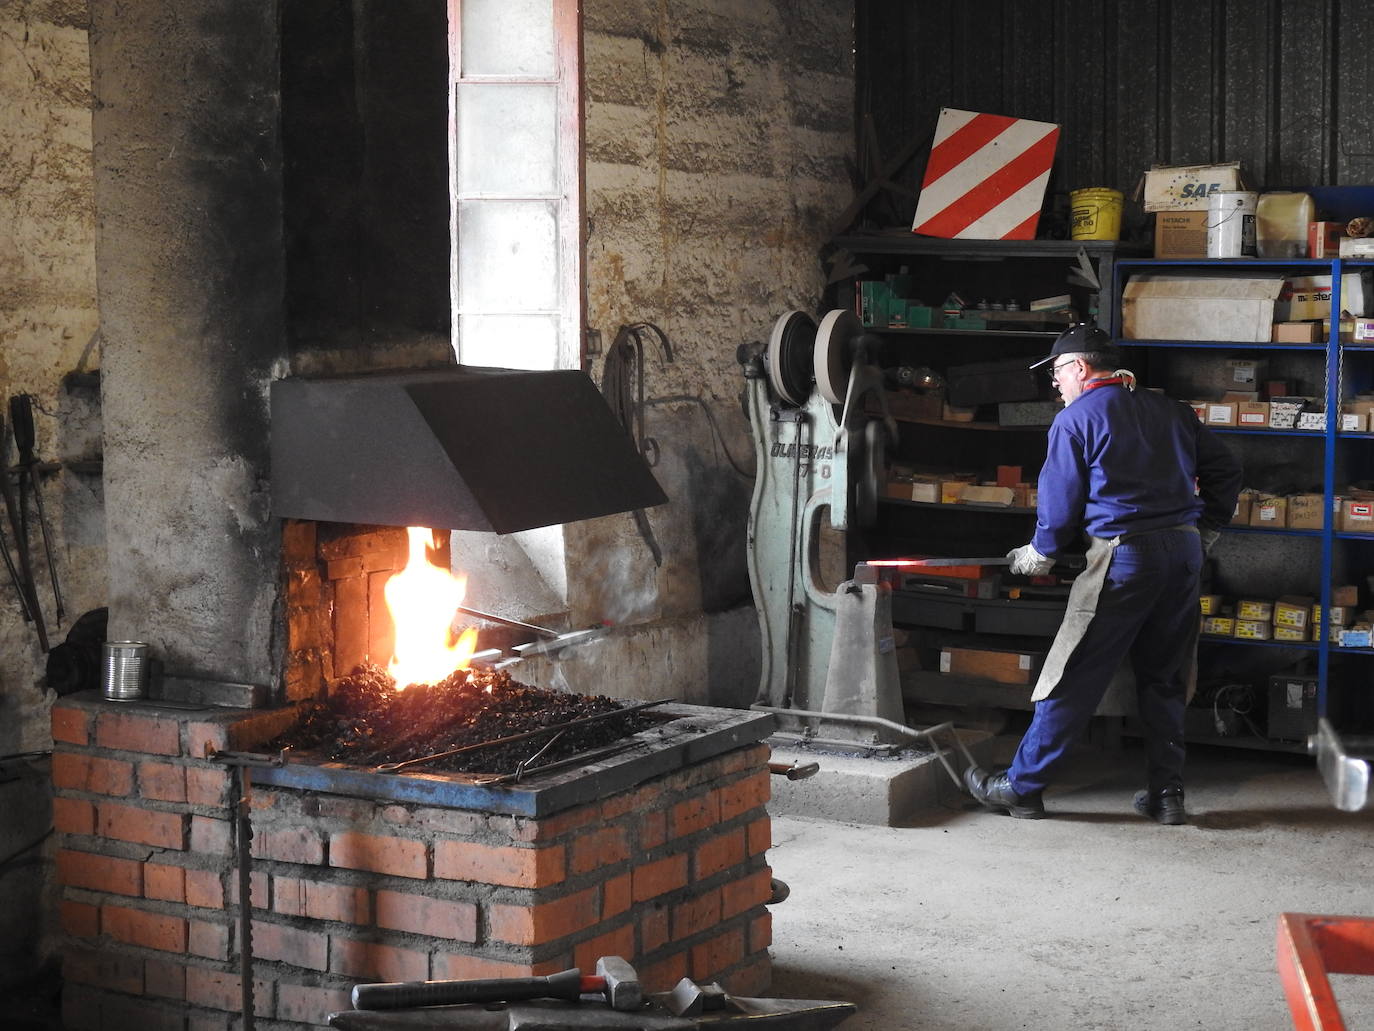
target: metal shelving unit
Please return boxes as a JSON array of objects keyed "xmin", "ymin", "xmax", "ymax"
[{"xmin": 1113, "ymin": 256, "xmax": 1374, "ymax": 737}]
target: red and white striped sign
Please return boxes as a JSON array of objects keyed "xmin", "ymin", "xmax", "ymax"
[{"xmin": 911, "ymin": 109, "xmax": 1060, "ymax": 240}]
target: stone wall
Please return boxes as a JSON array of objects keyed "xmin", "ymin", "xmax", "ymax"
[
  {"xmin": 551, "ymin": 0, "xmax": 855, "ymax": 706},
  {"xmin": 0, "ymin": 0, "xmax": 105, "ymax": 989}
]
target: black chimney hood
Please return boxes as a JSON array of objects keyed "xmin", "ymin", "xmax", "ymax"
[{"xmin": 270, "ymin": 366, "xmax": 667, "ymax": 534}]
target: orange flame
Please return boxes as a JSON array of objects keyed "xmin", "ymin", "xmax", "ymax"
[{"xmin": 384, "ymin": 527, "xmax": 478, "ymax": 688}]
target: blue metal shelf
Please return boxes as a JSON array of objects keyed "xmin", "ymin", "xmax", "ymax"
[
  {"xmin": 1214, "ymin": 427, "xmax": 1324, "ymax": 438},
  {"xmin": 1200, "ymin": 636, "xmax": 1317, "ymax": 650},
  {"xmin": 1225, "ymin": 526, "xmax": 1323, "ymax": 538},
  {"xmin": 1112, "ymin": 255, "xmax": 1362, "ymax": 722},
  {"xmin": 1118, "ymin": 338, "xmax": 1326, "ymax": 350}
]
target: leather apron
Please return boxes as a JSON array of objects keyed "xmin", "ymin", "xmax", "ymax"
[{"xmin": 1030, "ymin": 527, "xmax": 1201, "ymax": 703}]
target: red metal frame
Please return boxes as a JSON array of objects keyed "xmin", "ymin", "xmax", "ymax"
[{"xmin": 1278, "ymin": 913, "xmax": 1374, "ymax": 1030}]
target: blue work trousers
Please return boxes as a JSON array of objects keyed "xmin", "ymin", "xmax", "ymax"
[{"xmin": 1008, "ymin": 528, "xmax": 1202, "ymax": 796}]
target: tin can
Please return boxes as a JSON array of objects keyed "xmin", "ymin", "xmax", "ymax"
[{"xmin": 102, "ymin": 641, "xmax": 149, "ymax": 701}]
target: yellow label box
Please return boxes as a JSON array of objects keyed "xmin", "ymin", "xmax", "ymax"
[
  {"xmin": 1273, "ymin": 625, "xmax": 1308, "ymax": 642},
  {"xmin": 1199, "ymin": 594, "xmax": 1223, "ymax": 615},
  {"xmin": 1275, "ymin": 595, "xmax": 1314, "ymax": 629},
  {"xmin": 1202, "ymin": 616, "xmax": 1235, "ymax": 636},
  {"xmin": 1237, "ymin": 599, "xmax": 1273, "ymax": 621},
  {"xmin": 1235, "ymin": 619, "xmax": 1273, "ymax": 640}
]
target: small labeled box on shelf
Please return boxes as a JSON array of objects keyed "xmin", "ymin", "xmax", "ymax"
[
  {"xmin": 1237, "ymin": 599, "xmax": 1274, "ymax": 621},
  {"xmin": 1274, "ymin": 596, "xmax": 1314, "ymax": 631},
  {"xmin": 1202, "ymin": 616, "xmax": 1235, "ymax": 636},
  {"xmin": 1250, "ymin": 496, "xmax": 1287, "ymax": 527},
  {"xmin": 1199, "ymin": 594, "xmax": 1223, "ymax": 615},
  {"xmin": 1235, "ymin": 619, "xmax": 1273, "ymax": 641}
]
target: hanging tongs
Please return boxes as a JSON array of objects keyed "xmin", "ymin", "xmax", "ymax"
[
  {"xmin": 10, "ymin": 395, "xmax": 63, "ymax": 625},
  {"xmin": 0, "ymin": 403, "xmax": 47, "ymax": 650}
]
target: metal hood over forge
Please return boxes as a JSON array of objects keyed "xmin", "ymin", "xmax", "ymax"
[{"xmin": 270, "ymin": 365, "xmax": 667, "ymax": 533}]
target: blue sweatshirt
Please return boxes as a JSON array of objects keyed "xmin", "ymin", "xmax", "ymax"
[{"xmin": 1032, "ymin": 381, "xmax": 1243, "ymax": 557}]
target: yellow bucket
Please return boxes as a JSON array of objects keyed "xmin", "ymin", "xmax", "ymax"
[{"xmin": 1069, "ymin": 187, "xmax": 1123, "ymax": 241}]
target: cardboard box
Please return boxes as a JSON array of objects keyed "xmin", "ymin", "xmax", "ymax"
[
  {"xmin": 1237, "ymin": 599, "xmax": 1274, "ymax": 621},
  {"xmin": 1286, "ymin": 494, "xmax": 1325, "ymax": 529},
  {"xmin": 1250, "ymin": 496, "xmax": 1287, "ymax": 527},
  {"xmin": 1141, "ymin": 163, "xmax": 1243, "ymax": 212},
  {"xmin": 938, "ymin": 646, "xmax": 1041, "ymax": 685},
  {"xmin": 1267, "ymin": 674, "xmax": 1319, "ymax": 740},
  {"xmin": 1122, "ymin": 274, "xmax": 1286, "ymax": 342},
  {"xmin": 1271, "ymin": 321, "xmax": 1322, "ymax": 343},
  {"xmin": 1154, "ymin": 210, "xmax": 1210, "ymax": 258},
  {"xmin": 1187, "ymin": 401, "xmax": 1208, "ymax": 422},
  {"xmin": 1236, "ymin": 401, "xmax": 1269, "ymax": 428},
  {"xmin": 960, "ymin": 485, "xmax": 1016, "ymax": 507},
  {"xmin": 1340, "ymin": 498, "xmax": 1374, "ymax": 533},
  {"xmin": 1276, "ymin": 272, "xmax": 1374, "ymax": 321},
  {"xmin": 1235, "ymin": 619, "xmax": 1273, "ymax": 640},
  {"xmin": 1333, "ymin": 583, "xmax": 1359, "ymax": 607},
  {"xmin": 1275, "ymin": 596, "xmax": 1314, "ymax": 630},
  {"xmin": 1309, "ymin": 221, "xmax": 1344, "ymax": 259},
  {"xmin": 1320, "ymin": 317, "xmax": 1374, "ymax": 342},
  {"xmin": 1234, "ymin": 490, "xmax": 1255, "ymax": 523},
  {"xmin": 1339, "ymin": 626, "xmax": 1373, "ymax": 648},
  {"xmin": 1199, "ymin": 594, "xmax": 1223, "ymax": 615},
  {"xmin": 1201, "ymin": 616, "xmax": 1235, "ymax": 636},
  {"xmin": 1268, "ymin": 397, "xmax": 1308, "ymax": 429},
  {"xmin": 1225, "ymin": 358, "xmax": 1268, "ymax": 389},
  {"xmin": 1341, "ymin": 411, "xmax": 1369, "ymax": 433},
  {"xmin": 1339, "ymin": 237, "xmax": 1374, "ymax": 258},
  {"xmin": 1204, "ymin": 400, "xmax": 1238, "ymax": 427},
  {"xmin": 940, "ymin": 481, "xmax": 969, "ymax": 505},
  {"xmin": 1273, "ymin": 625, "xmax": 1308, "ymax": 642},
  {"xmin": 1297, "ymin": 410, "xmax": 1327, "ymax": 432},
  {"xmin": 1313, "ymin": 605, "xmax": 1355, "ymax": 629}
]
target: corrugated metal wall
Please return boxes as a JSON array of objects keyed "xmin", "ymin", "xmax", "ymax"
[{"xmin": 858, "ymin": 0, "xmax": 1374, "ymax": 229}]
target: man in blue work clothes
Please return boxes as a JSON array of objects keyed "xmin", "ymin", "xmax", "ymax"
[{"xmin": 963, "ymin": 324, "xmax": 1242, "ymax": 825}]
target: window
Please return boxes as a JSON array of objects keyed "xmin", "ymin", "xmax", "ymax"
[{"xmin": 449, "ymin": 0, "xmax": 582, "ymax": 372}]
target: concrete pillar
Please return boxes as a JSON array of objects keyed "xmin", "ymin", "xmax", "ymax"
[{"xmin": 89, "ymin": 0, "xmax": 285, "ymax": 697}]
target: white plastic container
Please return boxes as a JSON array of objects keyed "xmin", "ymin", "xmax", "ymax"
[
  {"xmin": 1206, "ymin": 191, "xmax": 1257, "ymax": 258},
  {"xmin": 1256, "ymin": 192, "xmax": 1315, "ymax": 258}
]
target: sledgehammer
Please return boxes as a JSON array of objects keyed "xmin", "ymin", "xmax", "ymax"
[{"xmin": 351, "ymin": 956, "xmax": 643, "ymax": 1012}]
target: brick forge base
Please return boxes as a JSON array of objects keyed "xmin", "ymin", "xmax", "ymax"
[{"xmin": 51, "ymin": 697, "xmax": 774, "ymax": 1030}]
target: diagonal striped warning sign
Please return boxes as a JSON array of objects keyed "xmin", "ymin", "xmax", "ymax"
[{"xmin": 912, "ymin": 109, "xmax": 1061, "ymax": 240}]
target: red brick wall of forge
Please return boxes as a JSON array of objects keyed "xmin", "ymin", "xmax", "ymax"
[{"xmin": 51, "ymin": 698, "xmax": 774, "ymax": 1030}]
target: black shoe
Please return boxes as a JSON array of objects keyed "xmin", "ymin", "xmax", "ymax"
[
  {"xmin": 1133, "ymin": 787, "xmax": 1187, "ymax": 825},
  {"xmin": 962, "ymin": 765, "xmax": 1045, "ymax": 819}
]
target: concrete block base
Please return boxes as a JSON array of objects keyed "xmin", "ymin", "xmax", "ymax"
[{"xmin": 766, "ymin": 730, "xmax": 995, "ymax": 826}]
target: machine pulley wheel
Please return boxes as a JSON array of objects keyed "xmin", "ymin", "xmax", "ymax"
[
  {"xmin": 814, "ymin": 309, "xmax": 863, "ymax": 404},
  {"xmin": 766, "ymin": 310, "xmax": 818, "ymax": 407}
]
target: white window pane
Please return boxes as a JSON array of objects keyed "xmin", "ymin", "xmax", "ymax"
[
  {"xmin": 461, "ymin": 0, "xmax": 555, "ymax": 77},
  {"xmin": 459, "ymin": 314, "xmax": 559, "ymax": 369},
  {"xmin": 457, "ymin": 84, "xmax": 557, "ymax": 195},
  {"xmin": 457, "ymin": 200, "xmax": 558, "ymax": 311}
]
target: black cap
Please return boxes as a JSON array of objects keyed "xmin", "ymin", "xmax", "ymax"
[{"xmin": 1028, "ymin": 323, "xmax": 1115, "ymax": 370}]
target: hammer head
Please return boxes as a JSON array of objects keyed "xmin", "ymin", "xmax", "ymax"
[{"xmin": 595, "ymin": 956, "xmax": 642, "ymax": 1011}]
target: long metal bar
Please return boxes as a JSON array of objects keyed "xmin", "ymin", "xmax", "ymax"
[
  {"xmin": 471, "ymin": 741, "xmax": 637, "ymax": 786},
  {"xmin": 454, "ymin": 605, "xmax": 561, "ymax": 639},
  {"xmin": 751, "ymin": 703, "xmax": 976, "ymax": 789},
  {"xmin": 9, "ymin": 395, "xmax": 63, "ymax": 623},
  {"xmin": 374, "ymin": 699, "xmax": 668, "ymax": 774}
]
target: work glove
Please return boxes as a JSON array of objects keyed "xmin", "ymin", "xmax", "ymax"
[
  {"xmin": 1199, "ymin": 526, "xmax": 1221, "ymax": 554},
  {"xmin": 1007, "ymin": 542, "xmax": 1054, "ymax": 576}
]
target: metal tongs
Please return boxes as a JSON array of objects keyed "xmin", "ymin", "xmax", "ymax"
[
  {"xmin": 0, "ymin": 396, "xmax": 52, "ymax": 650},
  {"xmin": 374, "ymin": 699, "xmax": 667, "ymax": 774},
  {"xmin": 456, "ymin": 605, "xmax": 605, "ymax": 668}
]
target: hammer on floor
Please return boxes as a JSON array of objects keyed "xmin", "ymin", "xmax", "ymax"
[{"xmin": 350, "ymin": 956, "xmax": 642, "ymax": 1012}]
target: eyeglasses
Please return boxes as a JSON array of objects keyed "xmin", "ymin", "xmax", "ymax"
[{"xmin": 1049, "ymin": 359, "xmax": 1078, "ymax": 380}]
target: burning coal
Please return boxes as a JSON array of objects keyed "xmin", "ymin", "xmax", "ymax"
[{"xmin": 270, "ymin": 663, "xmax": 659, "ymax": 775}]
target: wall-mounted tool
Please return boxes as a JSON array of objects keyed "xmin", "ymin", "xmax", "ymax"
[
  {"xmin": 10, "ymin": 395, "xmax": 64, "ymax": 626},
  {"xmin": 0, "ymin": 407, "xmax": 47, "ymax": 651}
]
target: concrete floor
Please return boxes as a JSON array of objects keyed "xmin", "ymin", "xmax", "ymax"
[{"xmin": 767, "ymin": 735, "xmax": 1374, "ymax": 1031}]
